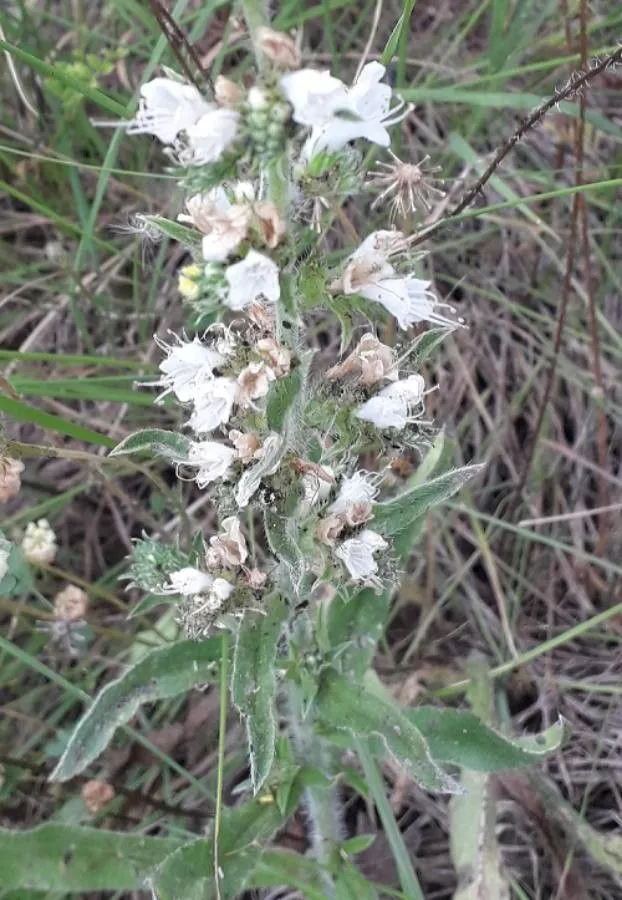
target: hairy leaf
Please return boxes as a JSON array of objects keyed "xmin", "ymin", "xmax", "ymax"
[
  {"xmin": 236, "ymin": 433, "xmax": 284, "ymax": 508},
  {"xmin": 140, "ymin": 215, "xmax": 201, "ymax": 245},
  {"xmin": 373, "ymin": 465, "xmax": 484, "ymax": 537},
  {"xmin": 264, "ymin": 507, "xmax": 305, "ymax": 593},
  {"xmin": 51, "ymin": 638, "xmax": 223, "ymax": 781},
  {"xmin": 110, "ymin": 429, "xmax": 191, "ymax": 460},
  {"xmin": 232, "ymin": 594, "xmax": 287, "ymax": 792},
  {"xmin": 266, "ymin": 368, "xmax": 302, "ymax": 432},
  {"xmin": 408, "ymin": 707, "xmax": 565, "ymax": 770},
  {"xmin": 154, "ymin": 799, "xmax": 283, "ymax": 900},
  {"xmin": 0, "ymin": 824, "xmax": 181, "ymax": 892},
  {"xmin": 313, "ymin": 670, "xmax": 460, "ymax": 793}
]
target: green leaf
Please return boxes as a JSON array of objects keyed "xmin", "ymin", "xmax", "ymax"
[
  {"xmin": 314, "ymin": 669, "xmax": 461, "ymax": 793},
  {"xmin": 0, "ymin": 394, "xmax": 115, "ymax": 448},
  {"xmin": 154, "ymin": 799, "xmax": 283, "ymax": 900},
  {"xmin": 407, "ymin": 707, "xmax": 565, "ymax": 770},
  {"xmin": 232, "ymin": 595, "xmax": 287, "ymax": 792},
  {"xmin": 266, "ymin": 368, "xmax": 302, "ymax": 432},
  {"xmin": 264, "ymin": 507, "xmax": 305, "ymax": 593},
  {"xmin": 408, "ymin": 327, "xmax": 455, "ymax": 368},
  {"xmin": 50, "ymin": 638, "xmax": 223, "ymax": 781},
  {"xmin": 250, "ymin": 849, "xmax": 328, "ymax": 900},
  {"xmin": 0, "ymin": 824, "xmax": 181, "ymax": 892},
  {"xmin": 320, "ymin": 586, "xmax": 390, "ymax": 676},
  {"xmin": 0, "ymin": 534, "xmax": 33, "ymax": 598},
  {"xmin": 373, "ymin": 465, "xmax": 484, "ymax": 537},
  {"xmin": 381, "ymin": 0, "xmax": 417, "ymax": 63},
  {"xmin": 140, "ymin": 215, "xmax": 202, "ymax": 245},
  {"xmin": 110, "ymin": 429, "xmax": 191, "ymax": 460}
]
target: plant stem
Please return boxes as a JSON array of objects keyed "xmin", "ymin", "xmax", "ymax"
[
  {"xmin": 240, "ymin": 0, "xmax": 268, "ymax": 72},
  {"xmin": 213, "ymin": 632, "xmax": 230, "ymax": 900},
  {"xmin": 287, "ymin": 682, "xmax": 342, "ymax": 894}
]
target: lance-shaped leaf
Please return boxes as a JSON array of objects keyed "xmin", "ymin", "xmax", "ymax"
[
  {"xmin": 407, "ymin": 706, "xmax": 565, "ymax": 770},
  {"xmin": 313, "ymin": 669, "xmax": 461, "ymax": 793},
  {"xmin": 140, "ymin": 214, "xmax": 201, "ymax": 245},
  {"xmin": 266, "ymin": 367, "xmax": 302, "ymax": 432},
  {"xmin": 110, "ymin": 429, "xmax": 191, "ymax": 461},
  {"xmin": 232, "ymin": 594, "xmax": 287, "ymax": 792},
  {"xmin": 264, "ymin": 506, "xmax": 305, "ymax": 594},
  {"xmin": 154, "ymin": 798, "xmax": 284, "ymax": 900},
  {"xmin": 51, "ymin": 637, "xmax": 223, "ymax": 782},
  {"xmin": 0, "ymin": 824, "xmax": 182, "ymax": 892},
  {"xmin": 373, "ymin": 464, "xmax": 484, "ymax": 537}
]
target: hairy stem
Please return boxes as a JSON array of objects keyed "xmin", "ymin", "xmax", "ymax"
[{"xmin": 287, "ymin": 682, "xmax": 343, "ymax": 892}]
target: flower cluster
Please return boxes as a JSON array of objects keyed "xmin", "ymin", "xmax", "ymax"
[{"xmin": 116, "ymin": 27, "xmax": 459, "ymax": 623}]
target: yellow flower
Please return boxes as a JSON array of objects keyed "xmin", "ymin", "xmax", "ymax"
[{"xmin": 178, "ymin": 263, "xmax": 201, "ymax": 301}]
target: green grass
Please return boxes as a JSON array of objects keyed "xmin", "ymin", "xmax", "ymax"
[{"xmin": 1, "ymin": 0, "xmax": 621, "ymax": 896}]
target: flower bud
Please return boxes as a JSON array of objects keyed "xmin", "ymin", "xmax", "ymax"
[
  {"xmin": 178, "ymin": 263, "xmax": 201, "ymax": 301},
  {"xmin": 0, "ymin": 457, "xmax": 25, "ymax": 502},
  {"xmin": 214, "ymin": 75, "xmax": 243, "ymax": 107},
  {"xmin": 257, "ymin": 27, "xmax": 300, "ymax": 69},
  {"xmin": 82, "ymin": 780, "xmax": 115, "ymax": 814},
  {"xmin": 54, "ymin": 585, "xmax": 89, "ymax": 622}
]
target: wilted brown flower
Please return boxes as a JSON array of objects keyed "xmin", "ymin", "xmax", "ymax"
[
  {"xmin": 236, "ymin": 362, "xmax": 275, "ymax": 408},
  {"xmin": 0, "ymin": 456, "xmax": 24, "ymax": 502},
  {"xmin": 316, "ymin": 515, "xmax": 345, "ymax": 546},
  {"xmin": 214, "ymin": 75, "xmax": 243, "ymax": 107},
  {"xmin": 244, "ymin": 567, "xmax": 267, "ymax": 590},
  {"xmin": 326, "ymin": 333, "xmax": 398, "ymax": 387},
  {"xmin": 255, "ymin": 200, "xmax": 287, "ymax": 249},
  {"xmin": 82, "ymin": 779, "xmax": 115, "ymax": 814},
  {"xmin": 257, "ymin": 27, "xmax": 300, "ymax": 69},
  {"xmin": 207, "ymin": 516, "xmax": 248, "ymax": 568},
  {"xmin": 229, "ymin": 429, "xmax": 262, "ymax": 463}
]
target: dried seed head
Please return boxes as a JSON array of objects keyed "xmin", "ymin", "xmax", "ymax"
[
  {"xmin": 214, "ymin": 75, "xmax": 243, "ymax": 107},
  {"xmin": 257, "ymin": 27, "xmax": 300, "ymax": 70},
  {"xmin": 82, "ymin": 779, "xmax": 115, "ymax": 814},
  {"xmin": 54, "ymin": 585, "xmax": 89, "ymax": 622},
  {"xmin": 0, "ymin": 456, "xmax": 25, "ymax": 502},
  {"xmin": 368, "ymin": 151, "xmax": 445, "ymax": 220}
]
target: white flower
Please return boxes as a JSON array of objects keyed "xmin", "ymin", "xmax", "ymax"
[
  {"xmin": 208, "ymin": 516, "xmax": 248, "ymax": 568},
  {"xmin": 334, "ymin": 529, "xmax": 387, "ymax": 585},
  {"xmin": 303, "ymin": 62, "xmax": 409, "ymax": 156},
  {"xmin": 329, "ymin": 471, "xmax": 378, "ymax": 515},
  {"xmin": 152, "ymin": 334, "xmax": 226, "ymax": 403},
  {"xmin": 186, "ymin": 441, "xmax": 236, "ymax": 488},
  {"xmin": 280, "ymin": 69, "xmax": 350, "ymax": 128},
  {"xmin": 164, "ymin": 566, "xmax": 214, "ymax": 596},
  {"xmin": 211, "ymin": 577, "xmax": 235, "ymax": 603},
  {"xmin": 357, "ymin": 374, "xmax": 425, "ymax": 430},
  {"xmin": 179, "ymin": 108, "xmax": 240, "ymax": 165},
  {"xmin": 21, "ymin": 519, "xmax": 57, "ymax": 564},
  {"xmin": 235, "ymin": 433, "xmax": 284, "ymax": 508},
  {"xmin": 236, "ymin": 362, "xmax": 275, "ymax": 408},
  {"xmin": 187, "ymin": 376, "xmax": 238, "ymax": 434},
  {"xmin": 340, "ymin": 231, "xmax": 456, "ymax": 329},
  {"xmin": 125, "ymin": 77, "xmax": 213, "ymax": 144},
  {"xmin": 178, "ymin": 187, "xmax": 231, "ymax": 232},
  {"xmin": 225, "ymin": 250, "xmax": 280, "ymax": 311}
]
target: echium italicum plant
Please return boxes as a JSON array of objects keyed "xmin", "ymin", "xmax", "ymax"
[{"xmin": 48, "ymin": 5, "xmax": 564, "ymax": 897}]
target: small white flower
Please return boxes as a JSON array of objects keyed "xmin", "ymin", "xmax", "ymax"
[
  {"xmin": 357, "ymin": 374, "xmax": 425, "ymax": 430},
  {"xmin": 179, "ymin": 108, "xmax": 240, "ymax": 165},
  {"xmin": 211, "ymin": 577, "xmax": 235, "ymax": 603},
  {"xmin": 280, "ymin": 69, "xmax": 349, "ymax": 127},
  {"xmin": 201, "ymin": 205, "xmax": 251, "ymax": 263},
  {"xmin": 233, "ymin": 181, "xmax": 256, "ymax": 203},
  {"xmin": 186, "ymin": 441, "xmax": 236, "ymax": 488},
  {"xmin": 152, "ymin": 334, "xmax": 226, "ymax": 403},
  {"xmin": 224, "ymin": 250, "xmax": 280, "ymax": 311},
  {"xmin": 125, "ymin": 77, "xmax": 213, "ymax": 144},
  {"xmin": 21, "ymin": 519, "xmax": 58, "ymax": 565},
  {"xmin": 339, "ymin": 231, "xmax": 456, "ymax": 329},
  {"xmin": 164, "ymin": 567, "xmax": 214, "ymax": 596},
  {"xmin": 187, "ymin": 376, "xmax": 238, "ymax": 434},
  {"xmin": 208, "ymin": 516, "xmax": 248, "ymax": 568},
  {"xmin": 178, "ymin": 187, "xmax": 231, "ymax": 233},
  {"xmin": 335, "ymin": 529, "xmax": 388, "ymax": 585},
  {"xmin": 329, "ymin": 471, "xmax": 378, "ymax": 515},
  {"xmin": 303, "ymin": 62, "xmax": 410, "ymax": 156}
]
